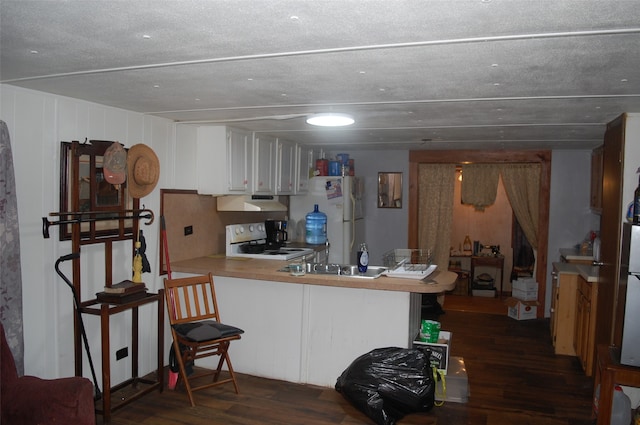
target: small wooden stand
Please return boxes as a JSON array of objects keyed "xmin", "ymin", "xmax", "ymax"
[
  {"xmin": 471, "ymin": 255, "xmax": 505, "ymax": 297},
  {"xmin": 80, "ymin": 291, "xmax": 164, "ymax": 423},
  {"xmin": 594, "ymin": 344, "xmax": 640, "ymax": 424}
]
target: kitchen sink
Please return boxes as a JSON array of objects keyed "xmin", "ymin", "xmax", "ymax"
[{"xmin": 281, "ymin": 263, "xmax": 387, "ymax": 279}]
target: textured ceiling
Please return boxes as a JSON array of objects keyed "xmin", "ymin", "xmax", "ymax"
[{"xmin": 2, "ymin": 0, "xmax": 640, "ymax": 150}]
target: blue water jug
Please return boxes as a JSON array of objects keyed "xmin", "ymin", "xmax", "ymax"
[{"xmin": 305, "ymin": 204, "xmax": 327, "ymax": 245}]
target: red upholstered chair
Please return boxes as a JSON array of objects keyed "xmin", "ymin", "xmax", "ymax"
[{"xmin": 1, "ymin": 323, "xmax": 96, "ymax": 425}]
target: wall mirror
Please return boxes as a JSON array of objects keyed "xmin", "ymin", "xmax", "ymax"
[{"xmin": 378, "ymin": 172, "xmax": 403, "ymax": 208}]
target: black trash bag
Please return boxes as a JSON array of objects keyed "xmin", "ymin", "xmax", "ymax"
[{"xmin": 335, "ymin": 347, "xmax": 435, "ymax": 425}]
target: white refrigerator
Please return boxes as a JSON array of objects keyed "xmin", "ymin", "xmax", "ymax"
[{"xmin": 290, "ymin": 176, "xmax": 364, "ymax": 264}]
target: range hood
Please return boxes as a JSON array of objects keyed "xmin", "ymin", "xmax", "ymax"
[{"xmin": 216, "ymin": 195, "xmax": 287, "ymax": 212}]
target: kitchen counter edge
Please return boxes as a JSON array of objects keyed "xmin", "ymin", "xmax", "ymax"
[
  {"xmin": 553, "ymin": 261, "xmax": 600, "ymax": 283},
  {"xmin": 170, "ymin": 256, "xmax": 456, "ymax": 293}
]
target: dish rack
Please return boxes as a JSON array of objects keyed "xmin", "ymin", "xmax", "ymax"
[{"xmin": 382, "ymin": 249, "xmax": 436, "ymax": 279}]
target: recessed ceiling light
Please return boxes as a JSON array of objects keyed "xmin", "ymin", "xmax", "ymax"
[
  {"xmin": 306, "ymin": 113, "xmax": 355, "ymax": 127},
  {"xmin": 142, "ymin": 34, "xmax": 151, "ymax": 39}
]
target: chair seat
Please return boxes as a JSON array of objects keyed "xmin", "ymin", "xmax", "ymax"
[{"xmin": 173, "ymin": 320, "xmax": 244, "ymax": 342}]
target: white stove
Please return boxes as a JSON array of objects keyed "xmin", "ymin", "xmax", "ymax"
[{"xmin": 225, "ymin": 223, "xmax": 314, "ymax": 261}]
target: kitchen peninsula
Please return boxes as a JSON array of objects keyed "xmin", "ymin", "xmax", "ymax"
[{"xmin": 171, "ymin": 256, "xmax": 456, "ymax": 388}]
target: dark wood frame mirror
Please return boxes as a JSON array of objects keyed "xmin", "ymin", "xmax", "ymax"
[{"xmin": 378, "ymin": 172, "xmax": 403, "ymax": 208}]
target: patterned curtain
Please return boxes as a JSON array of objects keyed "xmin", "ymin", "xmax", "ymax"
[
  {"xmin": 461, "ymin": 164, "xmax": 500, "ymax": 211},
  {"xmin": 418, "ymin": 164, "xmax": 455, "ymax": 270},
  {"xmin": 500, "ymin": 163, "xmax": 540, "ymax": 249},
  {"xmin": 0, "ymin": 120, "xmax": 24, "ymax": 374}
]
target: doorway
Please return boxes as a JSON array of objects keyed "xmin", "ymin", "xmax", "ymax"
[
  {"xmin": 408, "ymin": 150, "xmax": 551, "ymax": 318},
  {"xmin": 450, "ymin": 171, "xmax": 514, "ymax": 297}
]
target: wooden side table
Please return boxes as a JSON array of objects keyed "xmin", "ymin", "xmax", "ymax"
[
  {"xmin": 79, "ymin": 290, "xmax": 164, "ymax": 423},
  {"xmin": 594, "ymin": 344, "xmax": 640, "ymax": 424},
  {"xmin": 471, "ymin": 255, "xmax": 505, "ymax": 297}
]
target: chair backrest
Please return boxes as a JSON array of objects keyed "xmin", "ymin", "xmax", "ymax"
[{"xmin": 163, "ymin": 273, "xmax": 222, "ymax": 325}]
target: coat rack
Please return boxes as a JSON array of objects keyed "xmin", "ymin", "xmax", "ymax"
[{"xmin": 45, "ymin": 140, "xmax": 163, "ymax": 421}]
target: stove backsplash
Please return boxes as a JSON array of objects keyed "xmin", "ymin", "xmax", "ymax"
[{"xmin": 161, "ymin": 190, "xmax": 288, "ymax": 266}]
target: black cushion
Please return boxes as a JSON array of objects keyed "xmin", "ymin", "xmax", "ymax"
[{"xmin": 173, "ymin": 320, "xmax": 244, "ymax": 342}]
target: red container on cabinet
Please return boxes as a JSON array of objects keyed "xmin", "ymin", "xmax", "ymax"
[{"xmin": 316, "ymin": 159, "xmax": 328, "ymax": 176}]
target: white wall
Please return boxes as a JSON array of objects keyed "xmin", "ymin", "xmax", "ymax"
[
  {"xmin": 1, "ymin": 84, "xmax": 176, "ymax": 385},
  {"xmin": 547, "ymin": 150, "xmax": 600, "ymax": 314}
]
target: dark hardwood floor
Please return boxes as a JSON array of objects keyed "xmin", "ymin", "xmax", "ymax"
[{"xmin": 99, "ymin": 296, "xmax": 595, "ymax": 425}]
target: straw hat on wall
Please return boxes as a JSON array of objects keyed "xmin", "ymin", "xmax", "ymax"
[{"xmin": 127, "ymin": 144, "xmax": 159, "ymax": 199}]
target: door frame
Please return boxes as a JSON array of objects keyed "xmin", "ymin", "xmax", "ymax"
[{"xmin": 408, "ymin": 150, "xmax": 551, "ymax": 318}]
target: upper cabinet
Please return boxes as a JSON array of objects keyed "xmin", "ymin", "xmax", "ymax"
[
  {"xmin": 179, "ymin": 124, "xmax": 321, "ymax": 196},
  {"xmin": 196, "ymin": 126, "xmax": 252, "ymax": 195},
  {"xmin": 295, "ymin": 144, "xmax": 312, "ymax": 195},
  {"xmin": 275, "ymin": 139, "xmax": 296, "ymax": 195},
  {"xmin": 590, "ymin": 145, "xmax": 603, "ymax": 213},
  {"xmin": 253, "ymin": 134, "xmax": 276, "ymax": 195}
]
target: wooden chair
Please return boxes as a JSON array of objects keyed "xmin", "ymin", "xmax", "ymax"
[{"xmin": 163, "ymin": 273, "xmax": 244, "ymax": 406}]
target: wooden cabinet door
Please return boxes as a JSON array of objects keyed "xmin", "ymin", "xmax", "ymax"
[
  {"xmin": 600, "ymin": 115, "xmax": 624, "ymax": 350},
  {"xmin": 574, "ymin": 290, "xmax": 585, "ymax": 362},
  {"xmin": 590, "ymin": 145, "xmax": 603, "ymax": 212},
  {"xmin": 553, "ymin": 272, "xmax": 578, "ymax": 356}
]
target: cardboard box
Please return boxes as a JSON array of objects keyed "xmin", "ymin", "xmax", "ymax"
[
  {"xmin": 413, "ymin": 331, "xmax": 451, "ymax": 374},
  {"xmin": 512, "ymin": 278, "xmax": 538, "ymax": 292},
  {"xmin": 435, "ymin": 356, "xmax": 469, "ymax": 403},
  {"xmin": 512, "ymin": 287, "xmax": 538, "ymax": 301},
  {"xmin": 506, "ymin": 297, "xmax": 539, "ymax": 320}
]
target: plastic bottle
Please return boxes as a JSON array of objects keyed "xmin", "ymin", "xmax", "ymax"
[
  {"xmin": 463, "ymin": 235, "xmax": 472, "ymax": 253},
  {"xmin": 596, "ymin": 384, "xmax": 633, "ymax": 425},
  {"xmin": 611, "ymin": 385, "xmax": 632, "ymax": 425},
  {"xmin": 358, "ymin": 243, "xmax": 369, "ymax": 273},
  {"xmin": 305, "ymin": 204, "xmax": 327, "ymax": 245}
]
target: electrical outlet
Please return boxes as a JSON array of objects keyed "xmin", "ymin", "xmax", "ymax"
[
  {"xmin": 184, "ymin": 225, "xmax": 193, "ymax": 236},
  {"xmin": 116, "ymin": 347, "xmax": 128, "ymax": 360}
]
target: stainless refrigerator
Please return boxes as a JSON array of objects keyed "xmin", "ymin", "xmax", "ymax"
[{"xmin": 618, "ymin": 222, "xmax": 640, "ymax": 367}]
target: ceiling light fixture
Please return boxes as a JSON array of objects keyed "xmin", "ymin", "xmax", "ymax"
[{"xmin": 306, "ymin": 113, "xmax": 355, "ymax": 127}]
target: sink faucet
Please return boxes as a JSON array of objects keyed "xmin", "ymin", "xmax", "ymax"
[{"xmin": 325, "ymin": 239, "xmax": 330, "ymax": 264}]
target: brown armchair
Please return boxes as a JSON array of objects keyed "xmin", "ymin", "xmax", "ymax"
[{"xmin": 1, "ymin": 323, "xmax": 96, "ymax": 425}]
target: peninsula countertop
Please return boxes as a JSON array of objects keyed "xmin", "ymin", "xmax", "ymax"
[{"xmin": 171, "ymin": 255, "xmax": 457, "ymax": 293}]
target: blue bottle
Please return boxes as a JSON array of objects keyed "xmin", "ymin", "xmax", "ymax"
[
  {"xmin": 305, "ymin": 204, "xmax": 327, "ymax": 245},
  {"xmin": 358, "ymin": 243, "xmax": 369, "ymax": 273}
]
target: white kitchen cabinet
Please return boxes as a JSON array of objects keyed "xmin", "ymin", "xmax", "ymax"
[
  {"xmin": 196, "ymin": 126, "xmax": 252, "ymax": 195},
  {"xmin": 253, "ymin": 134, "xmax": 276, "ymax": 195},
  {"xmin": 275, "ymin": 138, "xmax": 295, "ymax": 195},
  {"xmin": 294, "ymin": 144, "xmax": 312, "ymax": 195}
]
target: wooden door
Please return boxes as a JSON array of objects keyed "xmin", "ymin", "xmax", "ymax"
[{"xmin": 599, "ymin": 115, "xmax": 625, "ymax": 349}]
